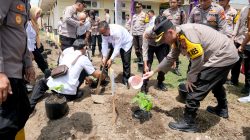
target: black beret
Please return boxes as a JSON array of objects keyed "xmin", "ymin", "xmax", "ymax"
[{"xmin": 153, "ymin": 19, "xmax": 174, "ymax": 42}]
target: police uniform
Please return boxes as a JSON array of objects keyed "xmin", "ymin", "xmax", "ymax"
[
  {"xmin": 163, "ymin": 7, "xmax": 187, "ymax": 75},
  {"xmin": 163, "ymin": 7, "xmax": 187, "ymax": 25},
  {"xmin": 60, "ymin": 5, "xmax": 81, "ymax": 50},
  {"xmin": 154, "ymin": 20, "xmax": 239, "ymax": 132},
  {"xmin": 141, "ymin": 26, "xmax": 169, "ymax": 92},
  {"xmin": 0, "ymin": 0, "xmax": 33, "ymax": 138},
  {"xmin": 224, "ymin": 6, "xmax": 237, "ymax": 37},
  {"xmin": 188, "ymin": 2, "xmax": 227, "ymax": 34},
  {"xmin": 233, "ymin": 6, "xmax": 250, "ymax": 93},
  {"xmin": 131, "ymin": 3, "xmax": 147, "ymax": 63}
]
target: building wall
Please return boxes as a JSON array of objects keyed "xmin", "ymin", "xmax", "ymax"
[{"xmin": 41, "ymin": 0, "xmax": 161, "ymax": 29}]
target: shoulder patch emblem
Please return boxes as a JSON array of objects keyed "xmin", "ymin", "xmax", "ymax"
[
  {"xmin": 16, "ymin": 14, "xmax": 22, "ymax": 24},
  {"xmin": 17, "ymin": 4, "xmax": 25, "ymax": 12}
]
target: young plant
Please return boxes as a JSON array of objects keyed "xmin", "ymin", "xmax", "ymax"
[
  {"xmin": 132, "ymin": 92, "xmax": 153, "ymax": 112},
  {"xmin": 49, "ymin": 84, "xmax": 64, "ymax": 93}
]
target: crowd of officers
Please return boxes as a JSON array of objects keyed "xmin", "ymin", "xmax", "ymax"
[{"xmin": 1, "ymin": 0, "xmax": 250, "ymax": 138}]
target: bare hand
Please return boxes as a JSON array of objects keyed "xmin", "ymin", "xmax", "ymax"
[
  {"xmin": 102, "ymin": 57, "xmax": 107, "ymax": 66},
  {"xmin": 143, "ymin": 71, "xmax": 154, "ymax": 79},
  {"xmin": 79, "ymin": 20, "xmax": 84, "ymax": 26},
  {"xmin": 0, "ymin": 73, "xmax": 13, "ymax": 104},
  {"xmin": 238, "ymin": 46, "xmax": 244, "ymax": 53},
  {"xmin": 185, "ymin": 81, "xmax": 196, "ymax": 92},
  {"xmin": 144, "ymin": 65, "xmax": 149, "ymax": 72},
  {"xmin": 106, "ymin": 59, "xmax": 112, "ymax": 68},
  {"xmin": 25, "ymin": 67, "xmax": 36, "ymax": 82}
]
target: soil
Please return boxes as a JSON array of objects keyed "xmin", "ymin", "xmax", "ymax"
[
  {"xmin": 45, "ymin": 94, "xmax": 67, "ymax": 104},
  {"xmin": 24, "ymin": 38, "xmax": 250, "ymax": 140}
]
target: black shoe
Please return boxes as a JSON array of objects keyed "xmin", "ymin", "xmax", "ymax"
[
  {"xmin": 63, "ymin": 90, "xmax": 84, "ymax": 101},
  {"xmin": 141, "ymin": 85, "xmax": 149, "ymax": 93},
  {"xmin": 169, "ymin": 119, "xmax": 198, "ymax": 132},
  {"xmin": 226, "ymin": 80, "xmax": 238, "ymax": 86},
  {"xmin": 156, "ymin": 82, "xmax": 168, "ymax": 91},
  {"xmin": 123, "ymin": 81, "xmax": 130, "ymax": 89},
  {"xmin": 173, "ymin": 68, "xmax": 182, "ymax": 76},
  {"xmin": 206, "ymin": 106, "xmax": 229, "ymax": 118}
]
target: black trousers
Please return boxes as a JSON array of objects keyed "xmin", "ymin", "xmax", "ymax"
[
  {"xmin": 106, "ymin": 45, "xmax": 132, "ymax": 83},
  {"xmin": 230, "ymin": 42, "xmax": 242, "ymax": 84},
  {"xmin": 133, "ymin": 35, "xmax": 143, "ymax": 62},
  {"xmin": 91, "ymin": 35, "xmax": 102, "ymax": 55},
  {"xmin": 185, "ymin": 65, "xmax": 233, "ymax": 116},
  {"xmin": 143, "ymin": 44, "xmax": 170, "ymax": 85},
  {"xmin": 0, "ymin": 79, "xmax": 31, "ymax": 140},
  {"xmin": 243, "ymin": 50, "xmax": 250, "ymax": 89},
  {"xmin": 59, "ymin": 35, "xmax": 76, "ymax": 51},
  {"xmin": 32, "ymin": 48, "xmax": 48, "ymax": 73}
]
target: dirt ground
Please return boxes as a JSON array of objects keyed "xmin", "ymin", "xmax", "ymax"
[{"xmin": 25, "ymin": 39, "xmax": 250, "ymax": 140}]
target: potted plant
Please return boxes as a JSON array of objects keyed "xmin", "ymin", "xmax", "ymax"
[
  {"xmin": 45, "ymin": 84, "xmax": 68, "ymax": 120},
  {"xmin": 131, "ymin": 92, "xmax": 153, "ymax": 120}
]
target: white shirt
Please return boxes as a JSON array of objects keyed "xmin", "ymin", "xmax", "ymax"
[
  {"xmin": 148, "ymin": 15, "xmax": 156, "ymax": 27},
  {"xmin": 105, "ymin": 13, "xmax": 111, "ymax": 23},
  {"xmin": 58, "ymin": 20, "xmax": 63, "ymax": 33},
  {"xmin": 47, "ymin": 48, "xmax": 95, "ymax": 95},
  {"xmin": 26, "ymin": 21, "xmax": 36, "ymax": 51},
  {"xmin": 77, "ymin": 20, "xmax": 91, "ymax": 36},
  {"xmin": 101, "ymin": 24, "xmax": 133, "ymax": 60}
]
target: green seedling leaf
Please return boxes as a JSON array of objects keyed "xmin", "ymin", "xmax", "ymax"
[{"xmin": 131, "ymin": 92, "xmax": 153, "ymax": 112}]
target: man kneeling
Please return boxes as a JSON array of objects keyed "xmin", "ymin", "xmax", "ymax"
[{"xmin": 30, "ymin": 39, "xmax": 106, "ymax": 111}]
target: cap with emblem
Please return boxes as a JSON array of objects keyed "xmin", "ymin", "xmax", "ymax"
[{"xmin": 154, "ymin": 19, "xmax": 174, "ymax": 42}]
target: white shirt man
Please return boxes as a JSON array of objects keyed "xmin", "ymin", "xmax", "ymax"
[
  {"xmin": 99, "ymin": 22, "xmax": 133, "ymax": 88},
  {"xmin": 47, "ymin": 48, "xmax": 95, "ymax": 95},
  {"xmin": 101, "ymin": 24, "xmax": 133, "ymax": 60}
]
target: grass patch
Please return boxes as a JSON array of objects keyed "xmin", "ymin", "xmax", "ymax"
[{"xmin": 150, "ymin": 55, "xmax": 189, "ymax": 89}]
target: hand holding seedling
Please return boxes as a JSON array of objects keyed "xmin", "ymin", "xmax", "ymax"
[{"xmin": 0, "ymin": 73, "xmax": 13, "ymax": 104}]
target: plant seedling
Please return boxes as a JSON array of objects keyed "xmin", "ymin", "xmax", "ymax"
[{"xmin": 132, "ymin": 92, "xmax": 153, "ymax": 112}]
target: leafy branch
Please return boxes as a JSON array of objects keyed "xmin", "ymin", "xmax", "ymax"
[{"xmin": 132, "ymin": 92, "xmax": 153, "ymax": 112}]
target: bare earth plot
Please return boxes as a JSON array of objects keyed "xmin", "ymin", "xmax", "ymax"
[{"xmin": 25, "ymin": 37, "xmax": 250, "ymax": 140}]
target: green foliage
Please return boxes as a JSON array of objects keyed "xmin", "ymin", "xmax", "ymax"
[
  {"xmin": 49, "ymin": 84, "xmax": 64, "ymax": 92},
  {"xmin": 132, "ymin": 92, "xmax": 153, "ymax": 112}
]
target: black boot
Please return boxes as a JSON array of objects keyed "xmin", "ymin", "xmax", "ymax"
[
  {"xmin": 169, "ymin": 113, "xmax": 198, "ymax": 132},
  {"xmin": 206, "ymin": 105, "xmax": 228, "ymax": 118},
  {"xmin": 141, "ymin": 84, "xmax": 148, "ymax": 93},
  {"xmin": 156, "ymin": 82, "xmax": 168, "ymax": 91}
]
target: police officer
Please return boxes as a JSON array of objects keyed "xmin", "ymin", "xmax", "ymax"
[
  {"xmin": 59, "ymin": 0, "xmax": 86, "ymax": 50},
  {"xmin": 188, "ymin": 0, "xmax": 228, "ymax": 34},
  {"xmin": 163, "ymin": 0, "xmax": 187, "ymax": 76},
  {"xmin": 234, "ymin": 4, "xmax": 250, "ymax": 94},
  {"xmin": 131, "ymin": 2, "xmax": 147, "ymax": 65},
  {"xmin": 218, "ymin": 0, "xmax": 239, "ymax": 86},
  {"xmin": 0, "ymin": 0, "xmax": 35, "ymax": 139},
  {"xmin": 144, "ymin": 20, "xmax": 239, "ymax": 132},
  {"xmin": 141, "ymin": 16, "xmax": 169, "ymax": 93}
]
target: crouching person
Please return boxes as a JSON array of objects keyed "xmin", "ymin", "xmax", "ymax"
[
  {"xmin": 143, "ymin": 19, "xmax": 239, "ymax": 132},
  {"xmin": 29, "ymin": 39, "xmax": 106, "ymax": 111}
]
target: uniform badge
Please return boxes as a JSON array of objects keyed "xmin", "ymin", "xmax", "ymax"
[
  {"xmin": 16, "ymin": 4, "xmax": 25, "ymax": 12},
  {"xmin": 16, "ymin": 14, "xmax": 22, "ymax": 24}
]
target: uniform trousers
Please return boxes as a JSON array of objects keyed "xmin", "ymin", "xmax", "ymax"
[
  {"xmin": 143, "ymin": 44, "xmax": 170, "ymax": 85},
  {"xmin": 133, "ymin": 35, "xmax": 143, "ymax": 62},
  {"xmin": 59, "ymin": 35, "xmax": 76, "ymax": 51},
  {"xmin": 0, "ymin": 79, "xmax": 31, "ymax": 140},
  {"xmin": 185, "ymin": 65, "xmax": 233, "ymax": 116}
]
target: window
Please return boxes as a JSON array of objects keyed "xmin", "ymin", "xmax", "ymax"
[
  {"xmin": 122, "ymin": 2, "xmax": 126, "ymax": 8},
  {"xmin": 147, "ymin": 5, "xmax": 151, "ymax": 9}
]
